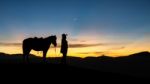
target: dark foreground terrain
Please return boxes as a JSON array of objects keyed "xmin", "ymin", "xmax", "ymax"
[
  {"xmin": 0, "ymin": 52, "xmax": 150, "ymax": 82},
  {"xmin": 0, "ymin": 64, "xmax": 144, "ymax": 83}
]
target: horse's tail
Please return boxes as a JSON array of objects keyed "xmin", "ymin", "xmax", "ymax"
[
  {"xmin": 22, "ymin": 39, "xmax": 29, "ymax": 54},
  {"xmin": 22, "ymin": 40, "xmax": 25, "ymax": 53},
  {"xmin": 22, "ymin": 39, "xmax": 26, "ymax": 62}
]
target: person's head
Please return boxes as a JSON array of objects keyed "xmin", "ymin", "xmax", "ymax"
[{"xmin": 62, "ymin": 33, "xmax": 67, "ymax": 39}]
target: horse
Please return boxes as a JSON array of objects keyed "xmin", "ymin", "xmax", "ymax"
[{"xmin": 22, "ymin": 35, "xmax": 57, "ymax": 63}]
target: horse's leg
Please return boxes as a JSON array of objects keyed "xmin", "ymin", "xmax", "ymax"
[
  {"xmin": 43, "ymin": 50, "xmax": 48, "ymax": 63},
  {"xmin": 23, "ymin": 46, "xmax": 27, "ymax": 63},
  {"xmin": 23, "ymin": 48, "xmax": 31, "ymax": 63},
  {"xmin": 23, "ymin": 53, "xmax": 26, "ymax": 63}
]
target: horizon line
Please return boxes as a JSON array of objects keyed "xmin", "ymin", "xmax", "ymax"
[{"xmin": 0, "ymin": 51, "xmax": 149, "ymax": 58}]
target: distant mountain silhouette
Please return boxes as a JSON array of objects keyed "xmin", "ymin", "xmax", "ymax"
[{"xmin": 0, "ymin": 51, "xmax": 150, "ymax": 79}]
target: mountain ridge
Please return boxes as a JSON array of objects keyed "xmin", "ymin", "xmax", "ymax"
[{"xmin": 0, "ymin": 51, "xmax": 150, "ymax": 79}]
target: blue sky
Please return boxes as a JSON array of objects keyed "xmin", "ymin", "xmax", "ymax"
[
  {"xmin": 0, "ymin": 0, "xmax": 149, "ymax": 39},
  {"xmin": 0, "ymin": 0, "xmax": 150, "ymax": 56}
]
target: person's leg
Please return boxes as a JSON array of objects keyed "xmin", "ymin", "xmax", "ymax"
[
  {"xmin": 61, "ymin": 53, "xmax": 66, "ymax": 64},
  {"xmin": 64, "ymin": 53, "xmax": 67, "ymax": 64}
]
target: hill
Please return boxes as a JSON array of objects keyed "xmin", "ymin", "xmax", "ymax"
[
  {"xmin": 0, "ymin": 63, "xmax": 142, "ymax": 83},
  {"xmin": 0, "ymin": 51, "xmax": 150, "ymax": 80}
]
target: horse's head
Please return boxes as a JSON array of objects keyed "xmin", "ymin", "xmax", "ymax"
[{"xmin": 50, "ymin": 35, "xmax": 57, "ymax": 47}]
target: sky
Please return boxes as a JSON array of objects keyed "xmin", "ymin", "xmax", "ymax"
[{"xmin": 0, "ymin": 0, "xmax": 150, "ymax": 57}]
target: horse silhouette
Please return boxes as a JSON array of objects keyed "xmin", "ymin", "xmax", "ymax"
[{"xmin": 22, "ymin": 35, "xmax": 57, "ymax": 63}]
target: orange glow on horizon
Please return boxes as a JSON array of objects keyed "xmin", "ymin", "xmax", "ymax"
[
  {"xmin": 0, "ymin": 34, "xmax": 150, "ymax": 58},
  {"xmin": 0, "ymin": 45, "xmax": 149, "ymax": 58}
]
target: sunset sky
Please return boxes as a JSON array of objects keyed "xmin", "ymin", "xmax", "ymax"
[{"xmin": 0, "ymin": 0, "xmax": 150, "ymax": 58}]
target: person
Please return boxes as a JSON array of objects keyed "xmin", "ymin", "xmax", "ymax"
[{"xmin": 60, "ymin": 34, "xmax": 68, "ymax": 64}]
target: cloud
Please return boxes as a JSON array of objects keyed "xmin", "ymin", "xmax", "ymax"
[
  {"xmin": 0, "ymin": 42, "xmax": 106, "ymax": 48},
  {"xmin": 108, "ymin": 46, "xmax": 125, "ymax": 50},
  {"xmin": 68, "ymin": 38, "xmax": 87, "ymax": 42},
  {"xmin": 0, "ymin": 42, "xmax": 125, "ymax": 48},
  {"xmin": 0, "ymin": 42, "xmax": 21, "ymax": 46},
  {"xmin": 0, "ymin": 42, "xmax": 105, "ymax": 48},
  {"xmin": 78, "ymin": 52, "xmax": 105, "ymax": 55},
  {"xmin": 68, "ymin": 43, "xmax": 106, "ymax": 48}
]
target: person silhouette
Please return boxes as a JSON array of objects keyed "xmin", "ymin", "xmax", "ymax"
[{"xmin": 60, "ymin": 34, "xmax": 68, "ymax": 65}]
